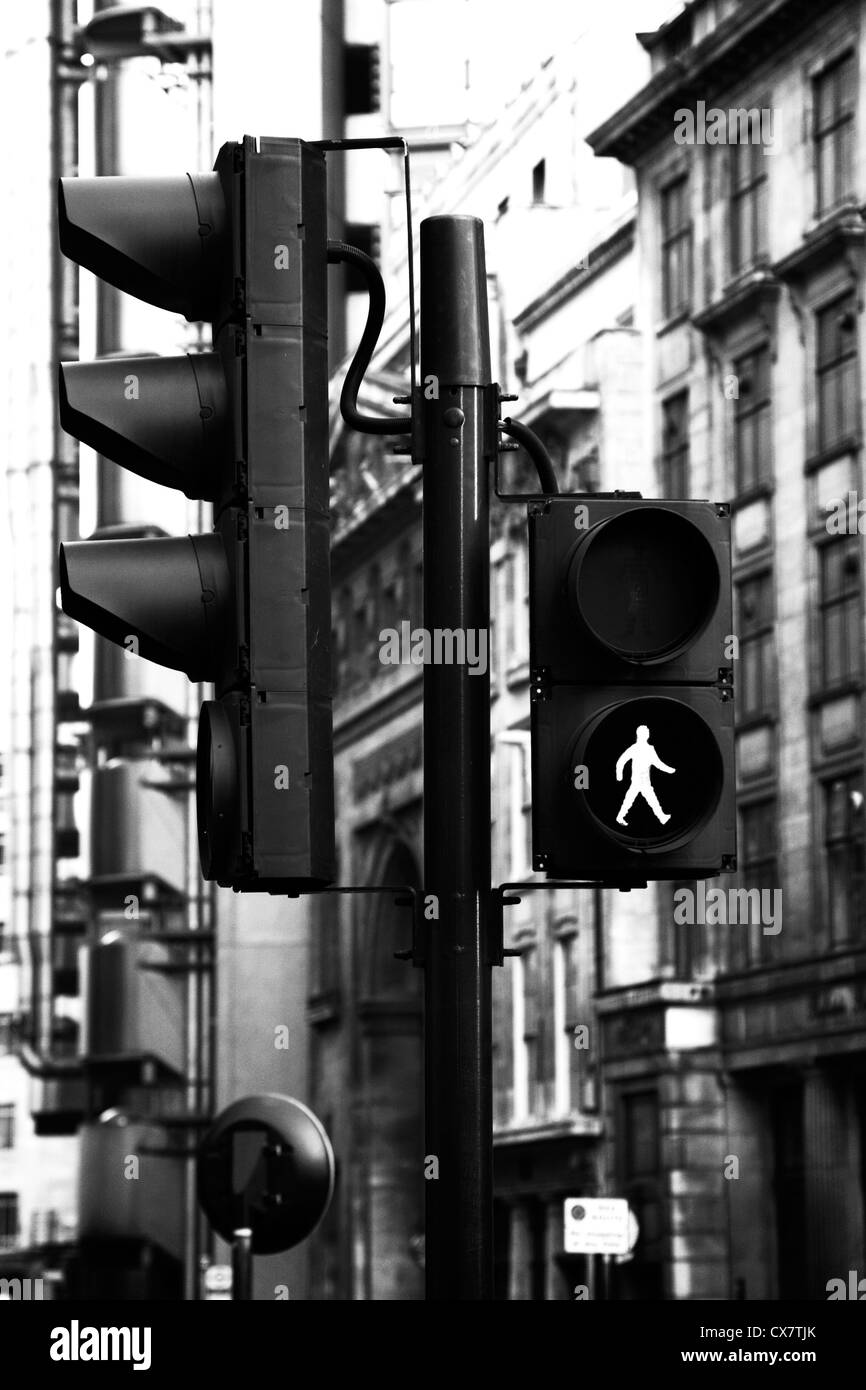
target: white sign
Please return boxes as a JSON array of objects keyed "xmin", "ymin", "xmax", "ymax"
[{"xmin": 563, "ymin": 1197, "xmax": 631, "ymax": 1255}]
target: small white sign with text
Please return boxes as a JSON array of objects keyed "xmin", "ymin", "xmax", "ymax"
[{"xmin": 564, "ymin": 1197, "xmax": 631, "ymax": 1255}]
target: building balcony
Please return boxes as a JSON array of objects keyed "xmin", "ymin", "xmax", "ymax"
[
  {"xmin": 80, "ymin": 934, "xmax": 186, "ymax": 1079},
  {"xmin": 89, "ymin": 760, "xmax": 189, "ymax": 898},
  {"xmin": 54, "ymin": 827, "xmax": 80, "ymax": 860},
  {"xmin": 494, "ymin": 1113, "xmax": 603, "ymax": 1146},
  {"xmin": 596, "ymin": 979, "xmax": 718, "ymax": 1075},
  {"xmin": 692, "ymin": 268, "xmax": 781, "ymax": 340},
  {"xmin": 53, "ymin": 882, "xmax": 89, "ymax": 933},
  {"xmin": 20, "ymin": 1048, "xmax": 86, "ymax": 1137},
  {"xmin": 78, "ymin": 1117, "xmax": 185, "ymax": 1262},
  {"xmin": 772, "ymin": 204, "xmax": 866, "ymax": 286}
]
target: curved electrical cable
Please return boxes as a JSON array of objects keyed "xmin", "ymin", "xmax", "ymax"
[
  {"xmin": 328, "ymin": 240, "xmax": 412, "ymax": 435},
  {"xmin": 500, "ymin": 416, "xmax": 559, "ymax": 494}
]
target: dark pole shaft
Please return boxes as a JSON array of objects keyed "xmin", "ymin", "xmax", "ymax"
[
  {"xmin": 231, "ymin": 1227, "xmax": 253, "ymax": 1300},
  {"xmin": 421, "ymin": 215, "xmax": 493, "ymax": 1301}
]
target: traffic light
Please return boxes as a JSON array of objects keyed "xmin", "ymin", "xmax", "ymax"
[
  {"xmin": 529, "ymin": 496, "xmax": 735, "ymax": 884},
  {"xmin": 58, "ymin": 136, "xmax": 335, "ymax": 892}
]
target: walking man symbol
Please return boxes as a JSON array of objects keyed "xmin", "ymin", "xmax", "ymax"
[{"xmin": 615, "ymin": 725, "xmax": 675, "ymax": 826}]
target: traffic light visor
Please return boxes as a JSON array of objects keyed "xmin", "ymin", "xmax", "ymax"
[
  {"xmin": 58, "ymin": 173, "xmax": 227, "ymax": 321},
  {"xmin": 59, "ymin": 355, "xmax": 229, "ymax": 502},
  {"xmin": 60, "ymin": 533, "xmax": 232, "ymax": 681}
]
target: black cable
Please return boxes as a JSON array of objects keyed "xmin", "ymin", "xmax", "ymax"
[
  {"xmin": 327, "ymin": 240, "xmax": 412, "ymax": 435},
  {"xmin": 500, "ymin": 416, "xmax": 559, "ymax": 494}
]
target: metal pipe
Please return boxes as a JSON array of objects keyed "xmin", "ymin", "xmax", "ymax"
[{"xmin": 421, "ymin": 214, "xmax": 494, "ymax": 1301}]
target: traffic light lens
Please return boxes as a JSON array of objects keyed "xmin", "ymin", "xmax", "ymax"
[
  {"xmin": 568, "ymin": 509, "xmax": 719, "ymax": 663},
  {"xmin": 197, "ymin": 702, "xmax": 239, "ymax": 879},
  {"xmin": 572, "ymin": 696, "xmax": 724, "ymax": 849}
]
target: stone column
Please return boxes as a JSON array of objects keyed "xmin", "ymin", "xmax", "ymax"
[
  {"xmin": 803, "ymin": 1068, "xmax": 863, "ymax": 1300},
  {"xmin": 544, "ymin": 1199, "xmax": 566, "ymax": 1300},
  {"xmin": 508, "ymin": 1202, "xmax": 534, "ymax": 1300}
]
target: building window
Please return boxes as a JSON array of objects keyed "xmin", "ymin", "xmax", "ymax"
[
  {"xmin": 501, "ymin": 735, "xmax": 533, "ymax": 880},
  {"xmin": 733, "ymin": 800, "xmax": 778, "ymax": 969},
  {"xmin": 501, "ymin": 552, "xmax": 515, "ymax": 674},
  {"xmin": 818, "ymin": 537, "xmax": 861, "ymax": 690},
  {"xmin": 512, "ymin": 945, "xmax": 542, "ymax": 1121},
  {"xmin": 0, "ymin": 1105, "xmax": 13, "ymax": 1150},
  {"xmin": 622, "ymin": 1091, "xmax": 659, "ymax": 1179},
  {"xmin": 410, "ymin": 556, "xmax": 422, "ymax": 629},
  {"xmin": 312, "ymin": 895, "xmax": 340, "ymax": 998},
  {"xmin": 814, "ymin": 52, "xmax": 855, "ymax": 215},
  {"xmin": 343, "ymin": 222, "xmax": 381, "ymax": 292},
  {"xmin": 0, "ymin": 1194, "xmax": 18, "ymax": 1250},
  {"xmin": 532, "ymin": 158, "xmax": 546, "ymax": 204},
  {"xmin": 737, "ymin": 572, "xmax": 775, "ymax": 719},
  {"xmin": 823, "ymin": 774, "xmax": 865, "ymax": 944},
  {"xmin": 730, "ymin": 140, "xmax": 768, "ymax": 274},
  {"xmin": 661, "ymin": 175, "xmax": 691, "ymax": 318},
  {"xmin": 511, "ymin": 952, "xmax": 528, "ymax": 1121},
  {"xmin": 350, "ymin": 582, "xmax": 373, "ymax": 687},
  {"xmin": 367, "ymin": 564, "xmax": 382, "ymax": 678},
  {"xmin": 661, "ymin": 392, "xmax": 689, "ymax": 497},
  {"xmin": 344, "ymin": 42, "xmax": 380, "ymax": 116},
  {"xmin": 552, "ymin": 936, "xmax": 573, "ymax": 1115},
  {"xmin": 733, "ymin": 345, "xmax": 771, "ymax": 493},
  {"xmin": 520, "ymin": 747, "xmax": 532, "ymax": 876},
  {"xmin": 523, "ymin": 946, "xmax": 542, "ymax": 1118},
  {"xmin": 671, "ymin": 878, "xmax": 697, "ymax": 979},
  {"xmin": 816, "ymin": 293, "xmax": 858, "ymax": 453}
]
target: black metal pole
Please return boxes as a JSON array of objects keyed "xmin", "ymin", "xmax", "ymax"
[
  {"xmin": 231, "ymin": 1227, "xmax": 253, "ymax": 1300},
  {"xmin": 421, "ymin": 215, "xmax": 494, "ymax": 1300}
]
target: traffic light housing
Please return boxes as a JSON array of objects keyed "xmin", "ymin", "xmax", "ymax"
[
  {"xmin": 58, "ymin": 136, "xmax": 335, "ymax": 891},
  {"xmin": 529, "ymin": 496, "xmax": 736, "ymax": 884}
]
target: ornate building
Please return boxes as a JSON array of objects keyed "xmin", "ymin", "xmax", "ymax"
[{"xmin": 589, "ymin": 0, "xmax": 866, "ymax": 1299}]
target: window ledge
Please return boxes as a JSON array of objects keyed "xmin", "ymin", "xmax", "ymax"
[
  {"xmin": 807, "ymin": 683, "xmax": 863, "ymax": 710},
  {"xmin": 307, "ymin": 990, "xmax": 342, "ymax": 1028},
  {"xmin": 729, "ymin": 482, "xmax": 774, "ymax": 512},
  {"xmin": 655, "ymin": 308, "xmax": 692, "ymax": 338},
  {"xmin": 773, "ymin": 206, "xmax": 866, "ymax": 284},
  {"xmin": 804, "ymin": 437, "xmax": 861, "ymax": 475},
  {"xmin": 505, "ymin": 659, "xmax": 530, "ymax": 690},
  {"xmin": 735, "ymin": 711, "xmax": 778, "ymax": 735},
  {"xmin": 692, "ymin": 269, "xmax": 780, "ymax": 339}
]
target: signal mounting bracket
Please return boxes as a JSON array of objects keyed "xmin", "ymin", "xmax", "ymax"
[{"xmin": 491, "ymin": 878, "xmax": 648, "ymax": 967}]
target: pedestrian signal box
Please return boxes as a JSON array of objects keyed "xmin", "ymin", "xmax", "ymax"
[{"xmin": 529, "ymin": 497, "xmax": 736, "ymax": 884}]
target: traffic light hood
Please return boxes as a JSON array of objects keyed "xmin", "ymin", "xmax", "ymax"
[
  {"xmin": 58, "ymin": 173, "xmax": 227, "ymax": 321},
  {"xmin": 59, "ymin": 533, "xmax": 232, "ymax": 682},
  {"xmin": 59, "ymin": 354, "xmax": 230, "ymax": 502}
]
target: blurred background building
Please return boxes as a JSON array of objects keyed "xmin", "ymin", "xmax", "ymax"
[{"xmin": 3, "ymin": 0, "xmax": 866, "ymax": 1301}]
